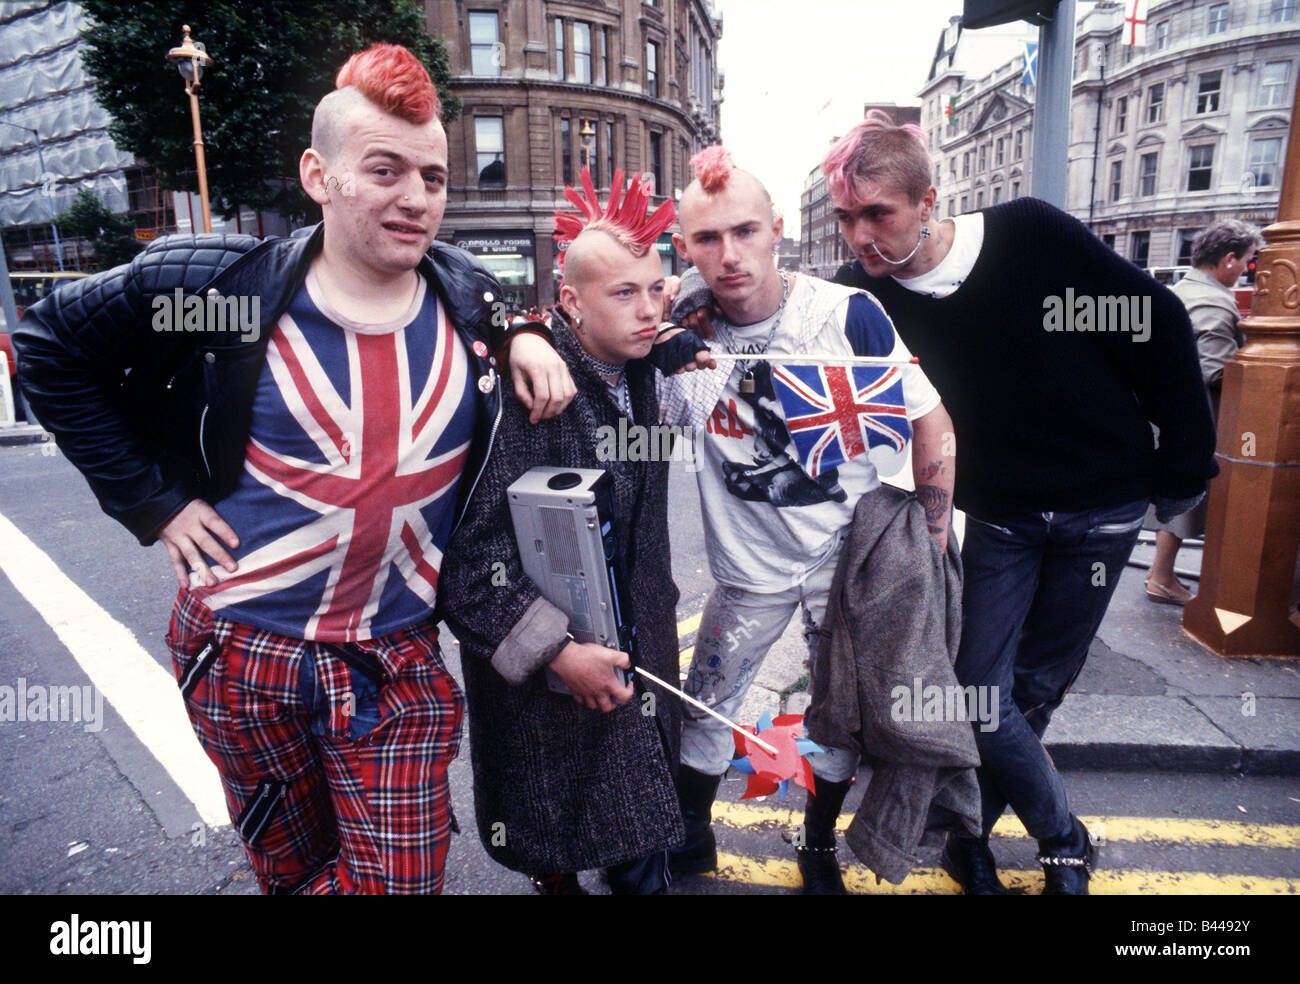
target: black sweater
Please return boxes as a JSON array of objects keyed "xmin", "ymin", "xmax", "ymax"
[{"xmin": 835, "ymin": 197, "xmax": 1217, "ymax": 517}]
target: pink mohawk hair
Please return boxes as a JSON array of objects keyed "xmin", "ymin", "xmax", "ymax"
[
  {"xmin": 689, "ymin": 145, "xmax": 735, "ymax": 193},
  {"xmin": 552, "ymin": 166, "xmax": 676, "ymax": 272}
]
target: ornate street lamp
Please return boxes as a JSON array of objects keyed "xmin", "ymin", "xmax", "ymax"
[{"xmin": 165, "ymin": 25, "xmax": 215, "ymax": 233}]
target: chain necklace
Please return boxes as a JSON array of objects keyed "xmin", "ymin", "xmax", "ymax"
[
  {"xmin": 576, "ymin": 344, "xmax": 634, "ymax": 421},
  {"xmin": 714, "ymin": 271, "xmax": 791, "ymax": 394}
]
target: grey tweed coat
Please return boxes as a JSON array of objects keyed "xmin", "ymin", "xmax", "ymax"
[{"xmin": 437, "ymin": 311, "xmax": 684, "ymax": 878}]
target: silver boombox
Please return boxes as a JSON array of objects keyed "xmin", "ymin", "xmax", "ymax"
[{"xmin": 506, "ymin": 467, "xmax": 635, "ymax": 693}]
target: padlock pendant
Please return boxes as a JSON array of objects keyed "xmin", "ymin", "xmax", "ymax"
[{"xmin": 739, "ymin": 372, "xmax": 755, "ymax": 394}]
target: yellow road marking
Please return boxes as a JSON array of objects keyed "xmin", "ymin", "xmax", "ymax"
[
  {"xmin": 679, "ymin": 646, "xmax": 694, "ymax": 670},
  {"xmin": 711, "ymin": 800, "xmax": 1300, "ymax": 849},
  {"xmin": 706, "ymin": 853, "xmax": 1300, "ymax": 895},
  {"xmin": 677, "ymin": 612, "xmax": 702, "ymax": 637}
]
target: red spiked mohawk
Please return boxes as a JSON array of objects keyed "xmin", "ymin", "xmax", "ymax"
[
  {"xmin": 335, "ymin": 44, "xmax": 440, "ymax": 123},
  {"xmin": 553, "ymin": 167, "xmax": 676, "ymax": 272},
  {"xmin": 689, "ymin": 145, "xmax": 735, "ymax": 193}
]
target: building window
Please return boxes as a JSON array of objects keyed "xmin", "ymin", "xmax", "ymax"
[
  {"xmin": 649, "ymin": 130, "xmax": 663, "ymax": 194},
  {"xmin": 1155, "ymin": 20, "xmax": 1170, "ymax": 49},
  {"xmin": 1011, "ymin": 180, "xmax": 1020, "ymax": 198},
  {"xmin": 573, "ymin": 22, "xmax": 592, "ymax": 84},
  {"xmin": 995, "ymin": 137, "xmax": 1005, "ymax": 166},
  {"xmin": 978, "ymin": 144, "xmax": 987, "ymax": 172},
  {"xmin": 555, "ymin": 19, "xmax": 565, "ymax": 79},
  {"xmin": 560, "ymin": 117, "xmax": 571, "ymax": 184},
  {"xmin": 1015, "ymin": 128, "xmax": 1024, "ymax": 160},
  {"xmin": 992, "ymin": 185, "xmax": 1002, "ymax": 204},
  {"xmin": 469, "ymin": 11, "xmax": 500, "ymax": 77},
  {"xmin": 1248, "ymin": 137, "xmax": 1282, "ymax": 188},
  {"xmin": 962, "ymin": 151, "xmax": 971, "ymax": 177},
  {"xmin": 1187, "ymin": 144, "xmax": 1214, "ymax": 191},
  {"xmin": 1146, "ymin": 82, "xmax": 1165, "ymax": 123},
  {"xmin": 1207, "ymin": 3, "xmax": 1229, "ymax": 35},
  {"xmin": 1259, "ymin": 61, "xmax": 1291, "ymax": 107},
  {"xmin": 949, "ymin": 158, "xmax": 958, "ymax": 180},
  {"xmin": 976, "ymin": 190, "xmax": 984, "ymax": 208},
  {"xmin": 1102, "ymin": 233, "xmax": 1116, "ymax": 250},
  {"xmin": 1138, "ymin": 152, "xmax": 1158, "ymax": 196},
  {"xmin": 960, "ymin": 194, "xmax": 969, "ymax": 211},
  {"xmin": 1196, "ymin": 72, "xmax": 1222, "ymax": 114},
  {"xmin": 1131, "ymin": 230, "xmax": 1150, "ymax": 267},
  {"xmin": 646, "ymin": 41, "xmax": 659, "ymax": 97},
  {"xmin": 1115, "ymin": 96, "xmax": 1128, "ymax": 133},
  {"xmin": 606, "ymin": 120, "xmax": 616, "ymax": 186},
  {"xmin": 1272, "ymin": 0, "xmax": 1297, "ymax": 22},
  {"xmin": 1110, "ymin": 160, "xmax": 1123, "ymax": 201},
  {"xmin": 599, "ymin": 27, "xmax": 610, "ymax": 85},
  {"xmin": 1176, "ymin": 230, "xmax": 1200, "ymax": 266},
  {"xmin": 475, "ymin": 116, "xmax": 504, "ymax": 186}
]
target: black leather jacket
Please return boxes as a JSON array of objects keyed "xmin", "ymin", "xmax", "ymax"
[{"xmin": 13, "ymin": 223, "xmax": 513, "ymax": 545}]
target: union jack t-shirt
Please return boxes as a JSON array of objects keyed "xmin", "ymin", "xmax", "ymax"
[{"xmin": 191, "ymin": 268, "xmax": 477, "ymax": 642}]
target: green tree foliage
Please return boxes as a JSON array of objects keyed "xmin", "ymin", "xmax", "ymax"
[
  {"xmin": 79, "ymin": 0, "xmax": 460, "ymax": 224},
  {"xmin": 55, "ymin": 190, "xmax": 144, "ymax": 271}
]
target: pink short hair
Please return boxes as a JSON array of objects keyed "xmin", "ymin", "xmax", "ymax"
[
  {"xmin": 335, "ymin": 44, "xmax": 440, "ymax": 123},
  {"xmin": 689, "ymin": 145, "xmax": 735, "ymax": 193},
  {"xmin": 821, "ymin": 110, "xmax": 933, "ymax": 206}
]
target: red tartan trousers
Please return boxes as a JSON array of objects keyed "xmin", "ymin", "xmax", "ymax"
[{"xmin": 165, "ymin": 589, "xmax": 463, "ymax": 894}]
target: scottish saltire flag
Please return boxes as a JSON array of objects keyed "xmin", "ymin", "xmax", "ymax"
[
  {"xmin": 771, "ymin": 364, "xmax": 910, "ymax": 478},
  {"xmin": 1022, "ymin": 42, "xmax": 1038, "ymax": 87},
  {"xmin": 1122, "ymin": 0, "xmax": 1148, "ymax": 46}
]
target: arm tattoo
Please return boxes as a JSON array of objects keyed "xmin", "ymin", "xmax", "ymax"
[{"xmin": 915, "ymin": 484, "xmax": 950, "ymax": 529}]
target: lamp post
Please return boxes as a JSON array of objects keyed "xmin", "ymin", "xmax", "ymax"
[
  {"xmin": 165, "ymin": 25, "xmax": 215, "ymax": 233},
  {"xmin": 0, "ymin": 120, "xmax": 65, "ymax": 271}
]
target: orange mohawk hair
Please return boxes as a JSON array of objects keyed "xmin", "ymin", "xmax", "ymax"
[
  {"xmin": 335, "ymin": 44, "xmax": 440, "ymax": 123},
  {"xmin": 553, "ymin": 167, "xmax": 676, "ymax": 272}
]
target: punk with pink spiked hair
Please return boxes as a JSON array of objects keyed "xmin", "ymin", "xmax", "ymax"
[{"xmin": 553, "ymin": 167, "xmax": 676, "ymax": 274}]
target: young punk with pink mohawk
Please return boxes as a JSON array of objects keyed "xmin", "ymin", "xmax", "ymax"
[
  {"xmin": 660, "ymin": 145, "xmax": 960, "ymax": 894},
  {"xmin": 824, "ymin": 110, "xmax": 1217, "ymax": 895},
  {"xmin": 439, "ymin": 167, "xmax": 691, "ymax": 895}
]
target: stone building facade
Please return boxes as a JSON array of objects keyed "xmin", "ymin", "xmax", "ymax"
[{"xmin": 427, "ymin": 0, "xmax": 723, "ymax": 309}]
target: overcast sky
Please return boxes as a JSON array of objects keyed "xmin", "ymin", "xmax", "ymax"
[{"xmin": 711, "ymin": 0, "xmax": 1033, "ymax": 237}]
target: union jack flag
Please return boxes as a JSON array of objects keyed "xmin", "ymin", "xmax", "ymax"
[
  {"xmin": 771, "ymin": 364, "xmax": 910, "ymax": 478},
  {"xmin": 195, "ymin": 285, "xmax": 475, "ymax": 643}
]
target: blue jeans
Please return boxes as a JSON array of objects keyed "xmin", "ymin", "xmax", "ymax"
[{"xmin": 955, "ymin": 498, "xmax": 1147, "ymax": 842}]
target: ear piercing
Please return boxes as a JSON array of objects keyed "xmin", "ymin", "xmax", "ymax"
[{"xmin": 920, "ymin": 225, "xmax": 931, "ymax": 240}]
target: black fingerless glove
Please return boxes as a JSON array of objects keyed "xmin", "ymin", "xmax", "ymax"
[{"xmin": 647, "ymin": 327, "xmax": 710, "ymax": 376}]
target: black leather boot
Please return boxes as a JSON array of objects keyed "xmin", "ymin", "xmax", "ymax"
[
  {"xmin": 669, "ymin": 765, "xmax": 722, "ymax": 877},
  {"xmin": 941, "ymin": 833, "xmax": 1011, "ymax": 895},
  {"xmin": 795, "ymin": 778, "xmax": 853, "ymax": 895},
  {"xmin": 1037, "ymin": 816, "xmax": 1096, "ymax": 895},
  {"xmin": 531, "ymin": 872, "xmax": 588, "ymax": 895}
]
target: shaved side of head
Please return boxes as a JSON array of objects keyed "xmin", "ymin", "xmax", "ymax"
[
  {"xmin": 678, "ymin": 167, "xmax": 774, "ymax": 230},
  {"xmin": 561, "ymin": 228, "xmax": 626, "ymax": 291},
  {"xmin": 310, "ymin": 86, "xmax": 377, "ymax": 162}
]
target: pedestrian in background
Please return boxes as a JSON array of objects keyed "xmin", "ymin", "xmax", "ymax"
[{"xmin": 1144, "ymin": 220, "xmax": 1262, "ymax": 606}]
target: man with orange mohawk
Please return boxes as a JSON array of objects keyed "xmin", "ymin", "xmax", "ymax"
[
  {"xmin": 14, "ymin": 44, "xmax": 574, "ymax": 894},
  {"xmin": 439, "ymin": 168, "xmax": 684, "ymax": 894},
  {"xmin": 661, "ymin": 146, "xmax": 961, "ymax": 894}
]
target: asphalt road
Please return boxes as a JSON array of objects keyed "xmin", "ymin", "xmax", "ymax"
[{"xmin": 1, "ymin": 443, "xmax": 1297, "ymax": 895}]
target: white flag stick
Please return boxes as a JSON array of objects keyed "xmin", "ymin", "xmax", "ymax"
[
  {"xmin": 706, "ymin": 352, "xmax": 918, "ymax": 366},
  {"xmin": 634, "ymin": 666, "xmax": 780, "ymax": 756}
]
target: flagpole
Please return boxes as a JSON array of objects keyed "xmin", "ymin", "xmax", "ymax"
[
  {"xmin": 705, "ymin": 353, "xmax": 919, "ymax": 366},
  {"xmin": 634, "ymin": 666, "xmax": 780, "ymax": 756}
]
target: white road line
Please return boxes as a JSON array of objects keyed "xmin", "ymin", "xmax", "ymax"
[{"xmin": 0, "ymin": 510, "xmax": 228, "ymax": 828}]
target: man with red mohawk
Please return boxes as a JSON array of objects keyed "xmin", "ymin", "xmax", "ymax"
[
  {"xmin": 440, "ymin": 168, "xmax": 685, "ymax": 894},
  {"xmin": 14, "ymin": 44, "xmax": 574, "ymax": 894},
  {"xmin": 661, "ymin": 146, "xmax": 958, "ymax": 893}
]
